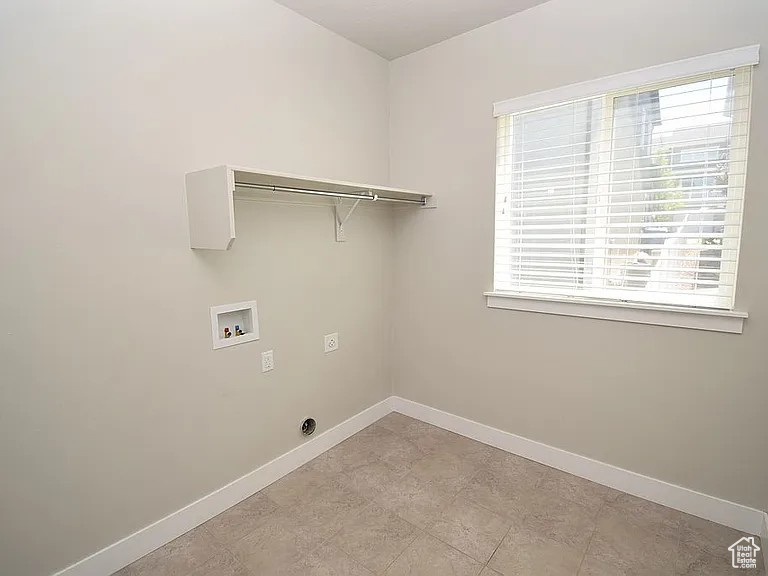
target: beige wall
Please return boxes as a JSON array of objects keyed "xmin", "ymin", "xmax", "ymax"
[
  {"xmin": 0, "ymin": 1, "xmax": 393, "ymax": 575},
  {"xmin": 3, "ymin": 1, "xmax": 768, "ymax": 574},
  {"xmin": 390, "ymin": 0, "xmax": 768, "ymax": 512}
]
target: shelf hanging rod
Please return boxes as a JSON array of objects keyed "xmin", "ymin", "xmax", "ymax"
[{"xmin": 234, "ymin": 181, "xmax": 425, "ymax": 205}]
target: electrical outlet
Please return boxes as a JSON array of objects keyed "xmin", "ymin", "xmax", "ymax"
[
  {"xmin": 324, "ymin": 333, "xmax": 339, "ymax": 353},
  {"xmin": 261, "ymin": 350, "xmax": 274, "ymax": 372}
]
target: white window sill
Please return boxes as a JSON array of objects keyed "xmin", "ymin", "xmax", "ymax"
[{"xmin": 485, "ymin": 292, "xmax": 747, "ymax": 334}]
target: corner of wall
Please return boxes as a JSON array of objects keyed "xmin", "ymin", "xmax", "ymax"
[{"xmin": 761, "ymin": 511, "xmax": 768, "ymax": 543}]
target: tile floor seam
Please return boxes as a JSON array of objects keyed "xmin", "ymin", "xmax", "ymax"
[
  {"xmin": 306, "ymin": 503, "xmax": 372, "ymax": 573},
  {"xmin": 423, "ymin": 520, "xmax": 495, "ymax": 567},
  {"xmin": 326, "ymin": 541, "xmax": 376, "ymax": 575},
  {"xmin": 460, "ymin": 470, "xmax": 530, "ymax": 522},
  {"xmin": 426, "ymin": 484, "xmax": 512, "ymax": 565},
  {"xmin": 232, "ymin": 553, "xmax": 253, "ymax": 576},
  {"xmin": 176, "ymin": 523, "xmax": 242, "ymax": 574},
  {"xmin": 672, "ymin": 524, "xmax": 683, "ymax": 576},
  {"xmin": 342, "ymin": 468, "xmax": 438, "ymax": 540},
  {"xmin": 535, "ymin": 470, "xmax": 622, "ymax": 513},
  {"xmin": 574, "ymin": 504, "xmax": 601, "ymax": 576},
  {"xmin": 218, "ymin": 530, "xmax": 258, "ymax": 575},
  {"xmin": 485, "ymin": 519, "xmax": 517, "ymax": 572},
  {"xmin": 219, "ymin": 494, "xmax": 369, "ymax": 574},
  {"xmin": 377, "ymin": 454, "xmax": 414, "ymax": 481},
  {"xmin": 198, "ymin": 548, "xmax": 253, "ymax": 576},
  {"xmin": 214, "ymin": 499, "xmax": 283, "ymax": 549},
  {"xmin": 377, "ymin": 525, "xmax": 424, "ymax": 575},
  {"xmin": 193, "ymin": 525, "xmax": 228, "ymax": 569}
]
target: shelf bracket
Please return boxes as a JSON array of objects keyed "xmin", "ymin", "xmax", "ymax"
[{"xmin": 334, "ymin": 197, "xmax": 362, "ymax": 242}]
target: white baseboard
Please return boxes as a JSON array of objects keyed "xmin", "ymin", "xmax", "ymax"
[
  {"xmin": 391, "ymin": 396, "xmax": 766, "ymax": 536},
  {"xmin": 52, "ymin": 398, "xmax": 393, "ymax": 576},
  {"xmin": 51, "ymin": 395, "xmax": 766, "ymax": 576}
]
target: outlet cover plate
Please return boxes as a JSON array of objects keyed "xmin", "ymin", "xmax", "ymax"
[
  {"xmin": 261, "ymin": 350, "xmax": 274, "ymax": 372},
  {"xmin": 324, "ymin": 333, "xmax": 339, "ymax": 353}
]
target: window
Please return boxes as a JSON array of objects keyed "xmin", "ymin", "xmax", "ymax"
[{"xmin": 493, "ymin": 64, "xmax": 753, "ymax": 311}]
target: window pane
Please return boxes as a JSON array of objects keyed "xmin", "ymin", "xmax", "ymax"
[
  {"xmin": 495, "ymin": 98, "xmax": 602, "ymax": 291},
  {"xmin": 494, "ymin": 67, "xmax": 750, "ymax": 309},
  {"xmin": 604, "ymin": 76, "xmax": 731, "ymax": 303}
]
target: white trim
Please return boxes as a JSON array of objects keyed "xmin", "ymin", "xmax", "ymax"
[
  {"xmin": 485, "ymin": 292, "xmax": 747, "ymax": 334},
  {"xmin": 493, "ymin": 45, "xmax": 760, "ymax": 116},
  {"xmin": 51, "ymin": 396, "xmax": 766, "ymax": 575},
  {"xmin": 391, "ymin": 396, "xmax": 766, "ymax": 536},
  {"xmin": 210, "ymin": 300, "xmax": 260, "ymax": 350},
  {"xmin": 51, "ymin": 398, "xmax": 393, "ymax": 576}
]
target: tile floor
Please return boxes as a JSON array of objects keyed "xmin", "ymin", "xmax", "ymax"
[{"xmin": 114, "ymin": 413, "xmax": 765, "ymax": 575}]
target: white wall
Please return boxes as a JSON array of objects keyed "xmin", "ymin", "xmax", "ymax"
[
  {"xmin": 390, "ymin": 0, "xmax": 768, "ymax": 512},
  {"xmin": 0, "ymin": 1, "xmax": 393, "ymax": 575}
]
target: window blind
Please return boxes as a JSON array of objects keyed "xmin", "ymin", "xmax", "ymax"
[{"xmin": 494, "ymin": 66, "xmax": 753, "ymax": 310}]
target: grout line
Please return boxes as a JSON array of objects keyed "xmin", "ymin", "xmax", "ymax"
[
  {"xmin": 327, "ymin": 542, "xmax": 375, "ymax": 575},
  {"xmin": 289, "ymin": 498, "xmax": 380, "ymax": 572},
  {"xmin": 673, "ymin": 516, "xmax": 684, "ymax": 573},
  {"xmin": 220, "ymin": 462, "xmax": 378, "ymax": 574},
  {"xmin": 574, "ymin": 502, "xmax": 602, "ymax": 576},
  {"xmin": 352, "ymin": 421, "xmax": 484, "ymax": 572},
  {"xmin": 379, "ymin": 524, "xmax": 423, "ymax": 575},
  {"xmin": 228, "ymin": 553, "xmax": 252, "ymax": 576},
  {"xmin": 313, "ymin": 452, "xmax": 425, "ymax": 576},
  {"xmin": 486, "ymin": 522, "xmax": 515, "ymax": 571},
  {"xmin": 421, "ymin": 487, "xmax": 485, "ymax": 564},
  {"xmin": 459, "ymin": 474, "xmax": 530, "ymax": 523},
  {"xmin": 425, "ymin": 528, "xmax": 490, "ymax": 568}
]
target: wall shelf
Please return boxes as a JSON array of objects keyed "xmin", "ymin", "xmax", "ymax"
[{"xmin": 185, "ymin": 165, "xmax": 434, "ymax": 250}]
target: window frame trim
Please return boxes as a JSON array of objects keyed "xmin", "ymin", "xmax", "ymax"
[
  {"xmin": 485, "ymin": 291, "xmax": 747, "ymax": 334},
  {"xmin": 492, "ymin": 59, "xmax": 758, "ymax": 324},
  {"xmin": 493, "ymin": 45, "xmax": 759, "ymax": 117}
]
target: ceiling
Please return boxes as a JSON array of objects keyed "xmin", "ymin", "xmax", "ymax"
[{"xmin": 274, "ymin": 0, "xmax": 552, "ymax": 60}]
